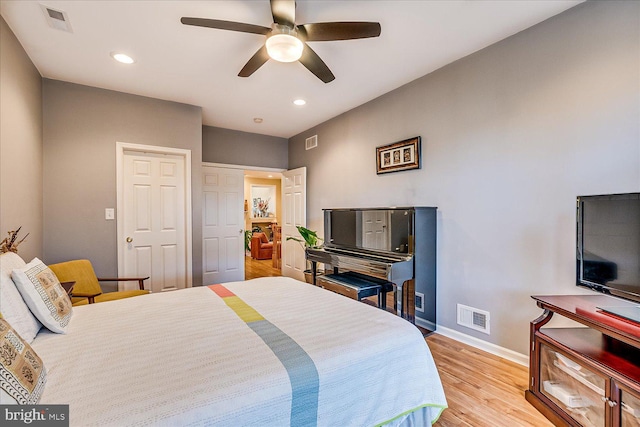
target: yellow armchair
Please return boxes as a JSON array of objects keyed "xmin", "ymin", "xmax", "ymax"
[{"xmin": 49, "ymin": 259, "xmax": 150, "ymax": 306}]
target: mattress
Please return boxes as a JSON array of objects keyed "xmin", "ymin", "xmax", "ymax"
[{"xmin": 31, "ymin": 276, "xmax": 446, "ymax": 426}]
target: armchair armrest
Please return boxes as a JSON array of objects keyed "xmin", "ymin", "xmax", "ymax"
[
  {"xmin": 97, "ymin": 276, "xmax": 150, "ymax": 290},
  {"xmin": 70, "ymin": 291, "xmax": 101, "ymax": 304}
]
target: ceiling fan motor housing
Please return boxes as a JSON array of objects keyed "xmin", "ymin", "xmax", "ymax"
[{"xmin": 266, "ymin": 24, "xmax": 304, "ymax": 62}]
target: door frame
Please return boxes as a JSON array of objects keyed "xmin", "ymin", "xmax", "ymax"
[
  {"xmin": 204, "ymin": 162, "xmax": 285, "ymax": 174},
  {"xmin": 116, "ymin": 141, "xmax": 193, "ymax": 287},
  {"xmin": 204, "ymin": 162, "xmax": 286, "ymax": 278}
]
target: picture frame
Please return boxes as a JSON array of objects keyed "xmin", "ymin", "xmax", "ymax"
[
  {"xmin": 250, "ymin": 185, "xmax": 276, "ymax": 219},
  {"xmin": 376, "ymin": 136, "xmax": 421, "ymax": 174}
]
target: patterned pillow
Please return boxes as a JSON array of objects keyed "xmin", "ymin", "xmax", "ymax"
[
  {"xmin": 0, "ymin": 253, "xmax": 42, "ymax": 343},
  {"xmin": 11, "ymin": 258, "xmax": 73, "ymax": 334},
  {"xmin": 0, "ymin": 316, "xmax": 46, "ymax": 404}
]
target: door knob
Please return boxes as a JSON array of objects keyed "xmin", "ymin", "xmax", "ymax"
[
  {"xmin": 126, "ymin": 237, "xmax": 133, "ymax": 243},
  {"xmin": 240, "ymin": 229, "xmax": 243, "ymax": 234}
]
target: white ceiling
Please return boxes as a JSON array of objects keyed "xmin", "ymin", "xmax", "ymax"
[{"xmin": 1, "ymin": 0, "xmax": 582, "ymax": 138}]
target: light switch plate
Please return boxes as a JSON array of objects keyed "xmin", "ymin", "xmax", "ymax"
[{"xmin": 105, "ymin": 208, "xmax": 115, "ymax": 220}]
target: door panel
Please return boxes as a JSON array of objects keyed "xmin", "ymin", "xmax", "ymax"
[
  {"xmin": 202, "ymin": 165, "xmax": 244, "ymax": 284},
  {"xmin": 282, "ymin": 167, "xmax": 306, "ymax": 281},
  {"xmin": 123, "ymin": 151, "xmax": 187, "ymax": 293},
  {"xmin": 204, "ymin": 238, "xmax": 219, "ymax": 273}
]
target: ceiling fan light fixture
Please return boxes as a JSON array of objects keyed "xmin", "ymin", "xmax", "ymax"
[{"xmin": 266, "ymin": 33, "xmax": 303, "ymax": 63}]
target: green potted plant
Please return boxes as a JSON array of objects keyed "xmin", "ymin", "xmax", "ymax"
[
  {"xmin": 286, "ymin": 226, "xmax": 322, "ymax": 248},
  {"xmin": 286, "ymin": 226, "xmax": 323, "ymax": 283},
  {"xmin": 244, "ymin": 230, "xmax": 253, "ymax": 255}
]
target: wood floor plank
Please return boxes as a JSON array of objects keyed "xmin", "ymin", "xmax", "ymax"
[
  {"xmin": 428, "ymin": 334, "xmax": 553, "ymax": 426},
  {"xmin": 245, "ymin": 256, "xmax": 281, "ymax": 279}
]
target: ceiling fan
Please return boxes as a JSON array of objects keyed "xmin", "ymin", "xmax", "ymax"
[{"xmin": 181, "ymin": 0, "xmax": 381, "ymax": 83}]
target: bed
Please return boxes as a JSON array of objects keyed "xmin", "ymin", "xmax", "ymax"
[{"xmin": 2, "ymin": 257, "xmax": 447, "ymax": 426}]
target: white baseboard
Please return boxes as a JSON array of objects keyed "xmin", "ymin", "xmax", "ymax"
[{"xmin": 434, "ymin": 325, "xmax": 529, "ymax": 367}]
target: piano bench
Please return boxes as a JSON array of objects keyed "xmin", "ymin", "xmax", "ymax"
[{"xmin": 318, "ymin": 272, "xmax": 392, "ymax": 309}]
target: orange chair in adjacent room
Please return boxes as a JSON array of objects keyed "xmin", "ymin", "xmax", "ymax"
[{"xmin": 251, "ymin": 232, "xmax": 273, "ymax": 260}]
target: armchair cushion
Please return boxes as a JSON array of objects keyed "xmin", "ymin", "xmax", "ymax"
[
  {"xmin": 11, "ymin": 258, "xmax": 73, "ymax": 334},
  {"xmin": 0, "ymin": 316, "xmax": 46, "ymax": 404},
  {"xmin": 48, "ymin": 259, "xmax": 102, "ymax": 296},
  {"xmin": 71, "ymin": 289, "xmax": 149, "ymax": 306}
]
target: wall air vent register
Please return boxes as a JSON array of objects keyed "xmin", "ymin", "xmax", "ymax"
[
  {"xmin": 457, "ymin": 303, "xmax": 490, "ymax": 334},
  {"xmin": 305, "ymin": 135, "xmax": 318, "ymax": 150}
]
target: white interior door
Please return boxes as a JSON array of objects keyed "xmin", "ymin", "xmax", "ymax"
[
  {"xmin": 121, "ymin": 148, "xmax": 190, "ymax": 293},
  {"xmin": 202, "ymin": 165, "xmax": 244, "ymax": 284},
  {"xmin": 281, "ymin": 167, "xmax": 306, "ymax": 281}
]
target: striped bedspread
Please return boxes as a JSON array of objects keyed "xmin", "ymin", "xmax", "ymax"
[{"xmin": 32, "ymin": 277, "xmax": 447, "ymax": 426}]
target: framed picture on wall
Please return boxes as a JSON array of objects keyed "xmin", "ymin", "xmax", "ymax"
[
  {"xmin": 250, "ymin": 185, "xmax": 276, "ymax": 219},
  {"xmin": 376, "ymin": 136, "xmax": 421, "ymax": 174}
]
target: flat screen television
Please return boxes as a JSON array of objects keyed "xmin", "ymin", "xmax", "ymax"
[{"xmin": 576, "ymin": 193, "xmax": 640, "ymax": 311}]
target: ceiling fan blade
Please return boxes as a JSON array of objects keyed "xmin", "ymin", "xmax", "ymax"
[
  {"xmin": 298, "ymin": 43, "xmax": 335, "ymax": 83},
  {"xmin": 181, "ymin": 17, "xmax": 270, "ymax": 36},
  {"xmin": 270, "ymin": 0, "xmax": 295, "ymax": 27},
  {"xmin": 238, "ymin": 45, "xmax": 270, "ymax": 77},
  {"xmin": 297, "ymin": 22, "xmax": 381, "ymax": 41}
]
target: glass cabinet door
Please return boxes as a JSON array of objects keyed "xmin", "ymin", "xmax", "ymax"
[
  {"xmin": 621, "ymin": 386, "xmax": 640, "ymax": 427},
  {"xmin": 539, "ymin": 343, "xmax": 606, "ymax": 427}
]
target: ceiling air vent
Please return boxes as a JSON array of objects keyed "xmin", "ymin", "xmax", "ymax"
[
  {"xmin": 305, "ymin": 135, "xmax": 318, "ymax": 150},
  {"xmin": 457, "ymin": 304, "xmax": 490, "ymax": 335},
  {"xmin": 40, "ymin": 4, "xmax": 73, "ymax": 33}
]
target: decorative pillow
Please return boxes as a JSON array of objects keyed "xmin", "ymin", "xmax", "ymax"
[
  {"xmin": 0, "ymin": 315, "xmax": 46, "ymax": 404},
  {"xmin": 0, "ymin": 253, "xmax": 42, "ymax": 343},
  {"xmin": 11, "ymin": 258, "xmax": 72, "ymax": 334}
]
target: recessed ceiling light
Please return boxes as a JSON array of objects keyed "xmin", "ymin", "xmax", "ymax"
[
  {"xmin": 253, "ymin": 117, "xmax": 263, "ymax": 123},
  {"xmin": 110, "ymin": 52, "xmax": 135, "ymax": 64},
  {"xmin": 293, "ymin": 99, "xmax": 306, "ymax": 106}
]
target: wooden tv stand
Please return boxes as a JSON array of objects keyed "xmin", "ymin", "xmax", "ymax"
[{"xmin": 526, "ymin": 295, "xmax": 640, "ymax": 426}]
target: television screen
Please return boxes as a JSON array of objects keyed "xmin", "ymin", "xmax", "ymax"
[{"xmin": 577, "ymin": 193, "xmax": 640, "ymax": 303}]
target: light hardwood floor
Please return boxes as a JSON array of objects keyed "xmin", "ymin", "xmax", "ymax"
[
  {"xmin": 427, "ymin": 333, "xmax": 553, "ymax": 426},
  {"xmin": 245, "ymin": 256, "xmax": 282, "ymax": 279},
  {"xmin": 244, "ymin": 256, "xmax": 552, "ymax": 426}
]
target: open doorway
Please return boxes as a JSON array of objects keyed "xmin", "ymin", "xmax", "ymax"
[{"xmin": 244, "ymin": 170, "xmax": 282, "ymax": 280}]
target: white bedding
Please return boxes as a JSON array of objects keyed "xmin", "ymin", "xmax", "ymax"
[{"xmin": 32, "ymin": 277, "xmax": 446, "ymax": 426}]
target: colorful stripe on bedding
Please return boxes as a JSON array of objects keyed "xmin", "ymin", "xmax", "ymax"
[{"xmin": 209, "ymin": 284, "xmax": 319, "ymax": 427}]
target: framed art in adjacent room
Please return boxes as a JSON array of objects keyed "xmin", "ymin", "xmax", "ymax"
[{"xmin": 376, "ymin": 136, "xmax": 421, "ymax": 174}]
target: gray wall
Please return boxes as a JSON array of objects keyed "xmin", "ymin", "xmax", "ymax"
[
  {"xmin": 203, "ymin": 125, "xmax": 288, "ymax": 169},
  {"xmin": 289, "ymin": 1, "xmax": 640, "ymax": 355},
  {"xmin": 0, "ymin": 17, "xmax": 43, "ymax": 261},
  {"xmin": 42, "ymin": 80, "xmax": 204, "ymax": 287}
]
